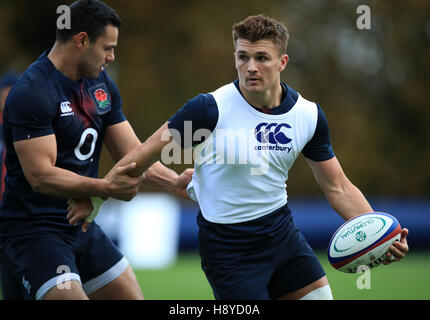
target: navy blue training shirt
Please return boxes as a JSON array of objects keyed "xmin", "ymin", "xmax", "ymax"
[
  {"xmin": 168, "ymin": 80, "xmax": 335, "ymax": 161},
  {"xmin": 0, "ymin": 50, "xmax": 126, "ymax": 236}
]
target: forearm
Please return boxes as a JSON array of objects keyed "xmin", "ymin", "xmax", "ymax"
[
  {"xmin": 306, "ymin": 157, "xmax": 373, "ymax": 221},
  {"xmin": 325, "ymin": 181, "xmax": 373, "ymax": 221},
  {"xmin": 109, "ymin": 122, "xmax": 171, "ymax": 178},
  {"xmin": 142, "ymin": 161, "xmax": 179, "ymax": 193},
  {"xmin": 30, "ymin": 166, "xmax": 108, "ymax": 199}
]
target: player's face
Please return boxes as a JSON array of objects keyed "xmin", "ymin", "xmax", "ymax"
[
  {"xmin": 234, "ymin": 39, "xmax": 288, "ymax": 96},
  {"xmin": 79, "ymin": 24, "xmax": 118, "ymax": 79}
]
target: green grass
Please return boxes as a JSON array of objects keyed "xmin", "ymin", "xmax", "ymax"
[
  {"xmin": 323, "ymin": 251, "xmax": 430, "ymax": 300},
  {"xmin": 136, "ymin": 252, "xmax": 213, "ymax": 300},
  {"xmin": 135, "ymin": 250, "xmax": 430, "ymax": 300},
  {"xmin": 1, "ymin": 251, "xmax": 428, "ymax": 300}
]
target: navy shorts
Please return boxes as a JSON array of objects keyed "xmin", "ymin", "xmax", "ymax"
[
  {"xmin": 0, "ymin": 222, "xmax": 128, "ymax": 300},
  {"xmin": 0, "ymin": 251, "xmax": 31, "ymax": 300},
  {"xmin": 197, "ymin": 204, "xmax": 326, "ymax": 300}
]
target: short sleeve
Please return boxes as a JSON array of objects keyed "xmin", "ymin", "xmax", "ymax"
[
  {"xmin": 168, "ymin": 94, "xmax": 218, "ymax": 148},
  {"xmin": 103, "ymin": 72, "xmax": 126, "ymax": 126},
  {"xmin": 5, "ymin": 81, "xmax": 56, "ymax": 141},
  {"xmin": 301, "ymin": 104, "xmax": 335, "ymax": 161}
]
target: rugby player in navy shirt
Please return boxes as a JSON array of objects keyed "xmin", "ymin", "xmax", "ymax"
[
  {"xmin": 69, "ymin": 15, "xmax": 409, "ymax": 300},
  {"xmin": 0, "ymin": 0, "xmax": 191, "ymax": 300}
]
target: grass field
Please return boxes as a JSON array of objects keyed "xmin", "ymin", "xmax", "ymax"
[
  {"xmin": 0, "ymin": 250, "xmax": 428, "ymax": 300},
  {"xmin": 136, "ymin": 250, "xmax": 430, "ymax": 300}
]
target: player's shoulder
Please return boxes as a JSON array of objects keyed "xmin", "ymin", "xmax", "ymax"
[
  {"xmin": 6, "ymin": 53, "xmax": 58, "ymax": 110},
  {"xmin": 184, "ymin": 92, "xmax": 217, "ymax": 110},
  {"xmin": 283, "ymin": 82, "xmax": 322, "ymax": 112},
  {"xmin": 5, "ymin": 56, "xmax": 56, "ymax": 114},
  {"xmin": 18, "ymin": 52, "xmax": 57, "ymax": 90},
  {"xmin": 282, "ymin": 82, "xmax": 311, "ymax": 104},
  {"xmin": 6, "ymin": 79, "xmax": 50, "ymax": 106},
  {"xmin": 283, "ymin": 82, "xmax": 299, "ymax": 101},
  {"xmin": 210, "ymin": 81, "xmax": 241, "ymax": 102}
]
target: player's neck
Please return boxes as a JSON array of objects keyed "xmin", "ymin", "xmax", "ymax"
[
  {"xmin": 239, "ymin": 82, "xmax": 283, "ymax": 109},
  {"xmin": 47, "ymin": 42, "xmax": 81, "ymax": 83}
]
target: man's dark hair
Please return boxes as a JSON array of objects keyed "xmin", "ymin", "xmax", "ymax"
[
  {"xmin": 56, "ymin": 0, "xmax": 122, "ymax": 43},
  {"xmin": 232, "ymin": 14, "xmax": 289, "ymax": 55}
]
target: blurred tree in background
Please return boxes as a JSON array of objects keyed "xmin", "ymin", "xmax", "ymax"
[{"xmin": 0, "ymin": 0, "xmax": 428, "ymax": 197}]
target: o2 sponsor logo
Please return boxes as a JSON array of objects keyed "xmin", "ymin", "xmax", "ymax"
[{"xmin": 254, "ymin": 123, "xmax": 292, "ymax": 152}]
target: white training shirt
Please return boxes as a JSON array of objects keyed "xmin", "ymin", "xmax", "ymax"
[{"xmin": 185, "ymin": 82, "xmax": 319, "ymax": 224}]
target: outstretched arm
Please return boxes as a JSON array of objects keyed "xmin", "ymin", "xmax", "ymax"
[
  {"xmin": 306, "ymin": 156, "xmax": 408, "ymax": 263},
  {"xmin": 107, "ymin": 122, "xmax": 172, "ymax": 178},
  {"xmin": 305, "ymin": 156, "xmax": 372, "ymax": 221},
  {"xmin": 103, "ymin": 121, "xmax": 182, "ymax": 192},
  {"xmin": 67, "ymin": 122, "xmax": 191, "ymax": 231}
]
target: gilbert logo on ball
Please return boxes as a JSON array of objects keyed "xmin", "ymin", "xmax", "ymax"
[{"xmin": 328, "ymin": 212, "xmax": 401, "ymax": 273}]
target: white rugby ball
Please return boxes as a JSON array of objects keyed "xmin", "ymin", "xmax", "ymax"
[{"xmin": 328, "ymin": 212, "xmax": 401, "ymax": 273}]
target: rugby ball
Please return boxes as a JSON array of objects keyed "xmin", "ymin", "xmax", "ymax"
[{"xmin": 328, "ymin": 212, "xmax": 401, "ymax": 273}]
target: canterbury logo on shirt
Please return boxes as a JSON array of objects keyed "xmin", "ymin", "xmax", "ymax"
[
  {"xmin": 60, "ymin": 101, "xmax": 74, "ymax": 117},
  {"xmin": 254, "ymin": 123, "xmax": 292, "ymax": 152}
]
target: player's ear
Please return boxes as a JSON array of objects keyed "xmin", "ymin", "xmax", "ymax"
[
  {"xmin": 279, "ymin": 54, "xmax": 289, "ymax": 72},
  {"xmin": 73, "ymin": 32, "xmax": 90, "ymax": 50},
  {"xmin": 233, "ymin": 51, "xmax": 239, "ymax": 69}
]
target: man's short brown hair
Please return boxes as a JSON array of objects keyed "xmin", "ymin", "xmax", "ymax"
[{"xmin": 232, "ymin": 14, "xmax": 289, "ymax": 55}]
